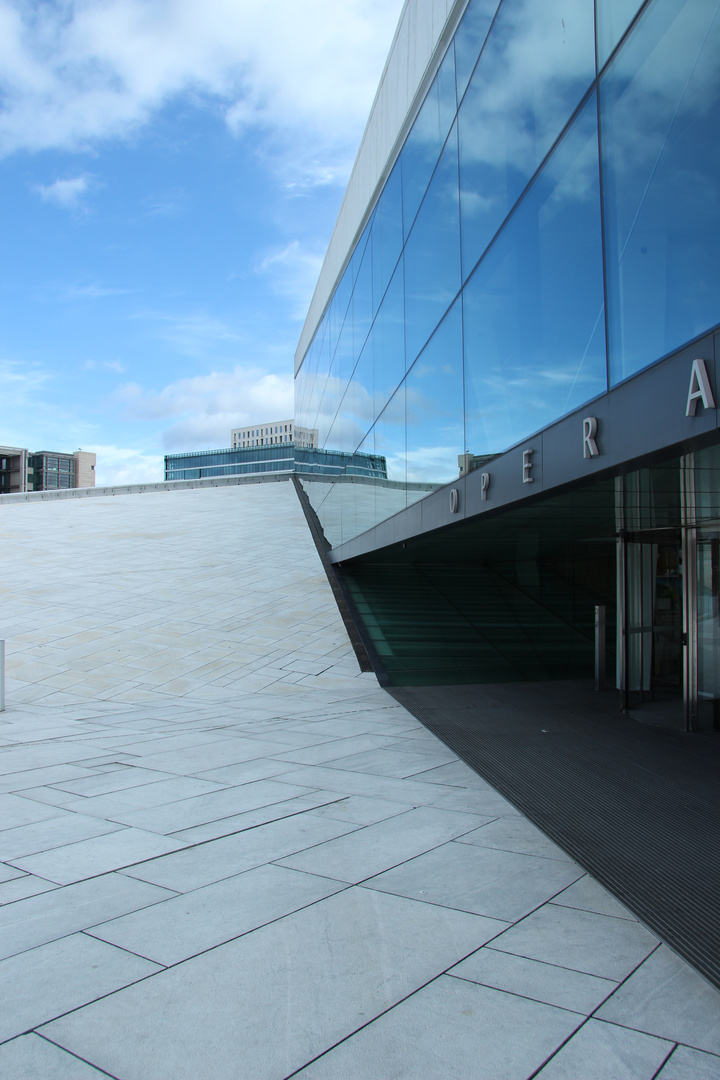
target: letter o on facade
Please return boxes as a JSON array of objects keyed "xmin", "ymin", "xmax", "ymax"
[{"xmin": 449, "ymin": 488, "xmax": 459, "ymax": 514}]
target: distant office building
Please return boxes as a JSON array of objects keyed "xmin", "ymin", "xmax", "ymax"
[
  {"xmin": 164, "ymin": 444, "xmax": 386, "ymax": 483},
  {"xmin": 0, "ymin": 446, "xmax": 96, "ymax": 493},
  {"xmin": 231, "ymin": 420, "xmax": 318, "ymax": 450}
]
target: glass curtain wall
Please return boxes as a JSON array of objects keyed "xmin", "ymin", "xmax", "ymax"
[{"xmin": 296, "ymin": 0, "xmax": 720, "ymax": 549}]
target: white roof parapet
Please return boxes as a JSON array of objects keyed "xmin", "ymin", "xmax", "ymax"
[{"xmin": 295, "ymin": 0, "xmax": 469, "ymax": 375}]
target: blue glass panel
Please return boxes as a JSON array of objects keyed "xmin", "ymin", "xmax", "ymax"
[
  {"xmin": 328, "ymin": 338, "xmax": 372, "ymax": 456},
  {"xmin": 375, "ymin": 385, "xmax": 407, "ymax": 492},
  {"xmin": 596, "ymin": 0, "xmax": 645, "ymax": 69},
  {"xmin": 371, "ymin": 163, "xmax": 403, "ymax": 315},
  {"xmin": 330, "ymin": 267, "xmax": 352, "ymax": 349},
  {"xmin": 318, "ymin": 321, "xmax": 351, "ymax": 448},
  {"xmin": 601, "ymin": 0, "xmax": 720, "ymax": 384},
  {"xmin": 404, "ymin": 122, "xmax": 461, "ymax": 369},
  {"xmin": 458, "ymin": 0, "xmax": 595, "ymax": 282},
  {"xmin": 350, "ymin": 219, "xmax": 372, "ymax": 287},
  {"xmin": 464, "ymin": 94, "xmax": 606, "ymax": 456},
  {"xmin": 351, "ymin": 242, "xmax": 373, "ymax": 360},
  {"xmin": 406, "ymin": 299, "xmax": 465, "ymax": 487},
  {"xmin": 437, "ymin": 40, "xmax": 458, "ymax": 136},
  {"xmin": 400, "ymin": 48, "xmax": 457, "ymax": 240},
  {"xmin": 373, "ymin": 260, "xmax": 406, "ymax": 423},
  {"xmin": 453, "ymin": 0, "xmax": 500, "ymax": 102}
]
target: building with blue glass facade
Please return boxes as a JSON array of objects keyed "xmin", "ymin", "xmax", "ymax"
[
  {"xmin": 295, "ymin": 0, "xmax": 720, "ymax": 732},
  {"xmin": 164, "ymin": 444, "xmax": 388, "ymax": 483}
]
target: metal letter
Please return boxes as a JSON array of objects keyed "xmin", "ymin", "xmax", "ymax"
[
  {"xmin": 449, "ymin": 488, "xmax": 459, "ymax": 513},
  {"xmin": 583, "ymin": 416, "xmax": 599, "ymax": 458},
  {"xmin": 686, "ymin": 358, "xmax": 716, "ymax": 416},
  {"xmin": 480, "ymin": 472, "xmax": 490, "ymax": 501},
  {"xmin": 522, "ymin": 449, "xmax": 534, "ymax": 484}
]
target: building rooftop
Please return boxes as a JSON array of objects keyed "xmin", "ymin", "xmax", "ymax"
[{"xmin": 0, "ymin": 479, "xmax": 718, "ymax": 1077}]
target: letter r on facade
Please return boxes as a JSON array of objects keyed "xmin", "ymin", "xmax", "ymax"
[{"xmin": 583, "ymin": 417, "xmax": 599, "ymax": 458}]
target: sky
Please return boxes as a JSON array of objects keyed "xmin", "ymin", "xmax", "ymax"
[{"xmin": 0, "ymin": 0, "xmax": 405, "ymax": 484}]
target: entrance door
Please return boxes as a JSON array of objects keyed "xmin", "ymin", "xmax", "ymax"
[
  {"xmin": 697, "ymin": 535, "xmax": 720, "ymax": 731},
  {"xmin": 624, "ymin": 537, "xmax": 684, "ymax": 724}
]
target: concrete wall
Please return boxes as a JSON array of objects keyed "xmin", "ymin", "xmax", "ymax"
[
  {"xmin": 294, "ymin": 0, "xmax": 468, "ymax": 374},
  {"xmin": 74, "ymin": 451, "xmax": 96, "ymax": 488}
]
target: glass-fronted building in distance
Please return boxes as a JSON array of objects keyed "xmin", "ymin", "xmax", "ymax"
[
  {"xmin": 295, "ymin": 0, "xmax": 720, "ymax": 731},
  {"xmin": 164, "ymin": 444, "xmax": 388, "ymax": 483}
]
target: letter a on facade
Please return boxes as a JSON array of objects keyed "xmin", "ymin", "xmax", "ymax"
[{"xmin": 686, "ymin": 358, "xmax": 716, "ymax": 416}]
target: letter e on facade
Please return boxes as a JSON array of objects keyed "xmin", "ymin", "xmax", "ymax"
[
  {"xmin": 522, "ymin": 449, "xmax": 534, "ymax": 483},
  {"xmin": 686, "ymin": 358, "xmax": 716, "ymax": 416}
]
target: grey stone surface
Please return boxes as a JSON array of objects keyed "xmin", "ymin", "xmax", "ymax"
[
  {"xmin": 450, "ymin": 947, "xmax": 617, "ymax": 1014},
  {"xmin": 58, "ymin": 775, "xmax": 226, "ymax": 818},
  {"xmin": 9, "ymin": 827, "xmax": 189, "ymax": 884},
  {"xmin": 655, "ymin": 1045, "xmax": 720, "ymax": 1079},
  {"xmin": 308, "ymin": 794, "xmax": 413, "ymax": 825},
  {"xmin": 0, "ymin": 793, "xmax": 61, "ymax": 830},
  {"xmin": 278, "ymin": 805, "xmax": 487, "ymax": 883},
  {"xmin": 293, "ymin": 976, "xmax": 583, "ymax": 1079},
  {"xmin": 0, "ymin": 873, "xmax": 58, "ymax": 905},
  {"xmin": 101, "ymin": 778, "xmax": 317, "ymax": 833},
  {"xmin": 364, "ymin": 839, "xmax": 583, "ymax": 921},
  {"xmin": 0, "ymin": 1035, "xmax": 110, "ymax": 1078},
  {"xmin": 551, "ymin": 875, "xmax": 638, "ymax": 920},
  {"xmin": 491, "ymin": 904, "xmax": 660, "ymax": 982},
  {"xmin": 533, "ymin": 1019, "xmax": 673, "ymax": 1079},
  {"xmin": 0, "ymin": 873, "xmax": 173, "ymax": 959},
  {"xmin": 0, "ymin": 932, "xmax": 161, "ymax": 1041},
  {"xmin": 455, "ymin": 816, "xmax": 575, "ymax": 861},
  {"xmin": 41, "ymin": 888, "xmax": 497, "ymax": 1080},
  {"xmin": 88, "ymin": 863, "xmax": 345, "ymax": 964},
  {"xmin": 0, "ymin": 813, "xmax": 123, "ymax": 862},
  {"xmin": 0, "ymin": 483, "xmax": 715, "ymax": 1079},
  {"xmin": 0, "ymin": 863, "xmax": 25, "ymax": 883},
  {"xmin": 122, "ymin": 809, "xmax": 361, "ymax": 891},
  {"xmin": 596, "ymin": 945, "xmax": 720, "ymax": 1055}
]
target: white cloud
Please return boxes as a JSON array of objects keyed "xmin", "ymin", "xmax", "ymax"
[
  {"xmin": 64, "ymin": 282, "xmax": 131, "ymax": 300},
  {"xmin": 84, "ymin": 444, "xmax": 165, "ymax": 486},
  {"xmin": 115, "ymin": 365, "xmax": 294, "ymax": 450},
  {"xmin": 84, "ymin": 358, "xmax": 127, "ymax": 372},
  {"xmin": 35, "ymin": 175, "xmax": 90, "ymax": 207},
  {"xmin": 0, "ymin": 0, "xmax": 404, "ymax": 176},
  {"xmin": 258, "ymin": 241, "xmax": 324, "ymax": 320}
]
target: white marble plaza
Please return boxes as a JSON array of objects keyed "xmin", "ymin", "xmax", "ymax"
[{"xmin": 0, "ymin": 479, "xmax": 718, "ymax": 1079}]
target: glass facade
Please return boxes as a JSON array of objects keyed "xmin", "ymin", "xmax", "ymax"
[
  {"xmin": 295, "ymin": 0, "xmax": 720, "ymax": 549},
  {"xmin": 164, "ymin": 445, "xmax": 387, "ymax": 482}
]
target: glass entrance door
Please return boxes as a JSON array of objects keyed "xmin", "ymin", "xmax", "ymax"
[
  {"xmin": 624, "ymin": 537, "xmax": 683, "ymax": 723},
  {"xmin": 697, "ymin": 535, "xmax": 720, "ymax": 732}
]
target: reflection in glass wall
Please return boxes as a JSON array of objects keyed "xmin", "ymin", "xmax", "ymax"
[
  {"xmin": 464, "ymin": 93, "xmax": 606, "ymax": 455},
  {"xmin": 403, "ymin": 123, "xmax": 461, "ymax": 368},
  {"xmin": 296, "ymin": 0, "xmax": 720, "ymax": 550},
  {"xmin": 458, "ymin": 0, "xmax": 595, "ymax": 282},
  {"xmin": 601, "ymin": 0, "xmax": 720, "ymax": 383},
  {"xmin": 595, "ymin": 0, "xmax": 645, "ymax": 68},
  {"xmin": 406, "ymin": 300, "xmax": 465, "ymax": 487}
]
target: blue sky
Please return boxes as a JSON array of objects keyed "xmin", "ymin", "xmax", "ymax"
[{"xmin": 0, "ymin": 0, "xmax": 403, "ymax": 484}]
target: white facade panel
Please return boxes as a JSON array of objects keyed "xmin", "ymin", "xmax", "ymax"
[{"xmin": 295, "ymin": 0, "xmax": 465, "ymax": 374}]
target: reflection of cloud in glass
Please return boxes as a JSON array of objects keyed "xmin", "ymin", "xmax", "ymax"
[
  {"xmin": 458, "ymin": 0, "xmax": 595, "ymax": 276},
  {"xmin": 404, "ymin": 446, "xmax": 458, "ymax": 484},
  {"xmin": 464, "ymin": 93, "xmax": 606, "ymax": 457},
  {"xmin": 601, "ymin": 0, "xmax": 720, "ymax": 382}
]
